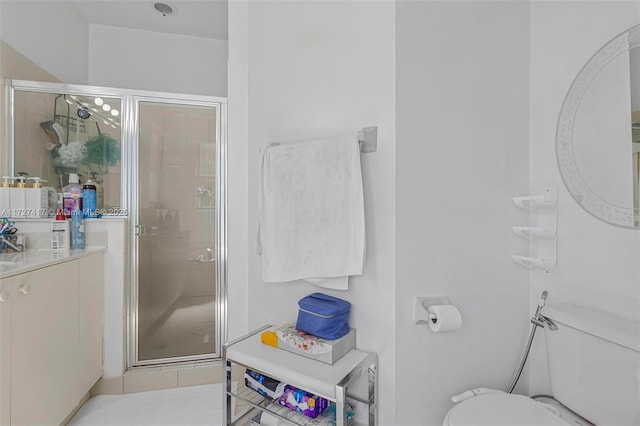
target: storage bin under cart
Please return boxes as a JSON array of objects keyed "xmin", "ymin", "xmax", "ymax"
[{"xmin": 223, "ymin": 325, "xmax": 377, "ymax": 426}]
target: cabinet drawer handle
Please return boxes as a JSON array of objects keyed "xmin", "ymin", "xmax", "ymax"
[
  {"xmin": 0, "ymin": 291, "xmax": 9, "ymax": 302},
  {"xmin": 18, "ymin": 284, "xmax": 31, "ymax": 295}
]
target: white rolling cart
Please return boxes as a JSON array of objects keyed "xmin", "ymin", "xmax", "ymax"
[{"xmin": 223, "ymin": 325, "xmax": 377, "ymax": 426}]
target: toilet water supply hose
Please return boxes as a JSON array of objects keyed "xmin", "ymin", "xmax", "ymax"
[
  {"xmin": 450, "ymin": 293, "xmax": 588, "ymax": 421},
  {"xmin": 507, "ymin": 290, "xmax": 549, "ymax": 394},
  {"xmin": 451, "ymin": 291, "xmax": 553, "ymax": 403}
]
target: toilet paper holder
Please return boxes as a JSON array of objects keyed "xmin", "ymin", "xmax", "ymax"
[{"xmin": 413, "ymin": 296, "xmax": 451, "ymax": 324}]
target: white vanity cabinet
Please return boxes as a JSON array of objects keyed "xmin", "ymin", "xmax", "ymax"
[
  {"xmin": 0, "ymin": 251, "xmax": 104, "ymax": 425},
  {"xmin": 0, "ymin": 270, "xmax": 11, "ymax": 426},
  {"xmin": 9, "ymin": 260, "xmax": 79, "ymax": 425},
  {"xmin": 78, "ymin": 252, "xmax": 105, "ymax": 395}
]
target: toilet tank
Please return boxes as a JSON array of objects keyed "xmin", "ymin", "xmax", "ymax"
[{"xmin": 543, "ymin": 303, "xmax": 640, "ymax": 426}]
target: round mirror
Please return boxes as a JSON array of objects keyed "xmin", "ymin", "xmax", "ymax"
[{"xmin": 557, "ymin": 24, "xmax": 640, "ymax": 228}]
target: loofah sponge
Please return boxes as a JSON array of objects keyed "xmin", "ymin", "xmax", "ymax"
[{"xmin": 54, "ymin": 141, "xmax": 86, "ymax": 168}]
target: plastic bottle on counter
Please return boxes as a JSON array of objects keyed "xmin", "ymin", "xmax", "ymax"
[
  {"xmin": 90, "ymin": 172, "xmax": 104, "ymax": 209},
  {"xmin": 51, "ymin": 209, "xmax": 70, "ymax": 252},
  {"xmin": 62, "ymin": 173, "xmax": 83, "ymax": 218},
  {"xmin": 71, "ymin": 210, "xmax": 85, "ymax": 249},
  {"xmin": 82, "ymin": 178, "xmax": 97, "ymax": 218}
]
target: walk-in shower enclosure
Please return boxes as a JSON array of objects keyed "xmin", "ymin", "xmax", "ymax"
[{"xmin": 5, "ymin": 80, "xmax": 227, "ymax": 367}]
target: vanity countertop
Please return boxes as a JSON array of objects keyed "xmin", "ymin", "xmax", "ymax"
[{"xmin": 0, "ymin": 247, "xmax": 106, "ymax": 279}]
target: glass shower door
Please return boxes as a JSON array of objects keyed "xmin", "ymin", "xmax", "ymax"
[{"xmin": 135, "ymin": 100, "xmax": 221, "ymax": 364}]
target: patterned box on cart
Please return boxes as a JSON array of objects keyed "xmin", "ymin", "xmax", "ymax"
[{"xmin": 275, "ymin": 323, "xmax": 356, "ymax": 365}]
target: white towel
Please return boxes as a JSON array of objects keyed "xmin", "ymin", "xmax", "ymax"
[{"xmin": 258, "ymin": 135, "xmax": 365, "ymax": 290}]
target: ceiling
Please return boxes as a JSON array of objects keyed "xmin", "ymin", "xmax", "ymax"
[{"xmin": 70, "ymin": 0, "xmax": 228, "ymax": 41}]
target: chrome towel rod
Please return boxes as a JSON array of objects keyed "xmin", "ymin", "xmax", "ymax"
[{"xmin": 358, "ymin": 126, "xmax": 378, "ymax": 153}]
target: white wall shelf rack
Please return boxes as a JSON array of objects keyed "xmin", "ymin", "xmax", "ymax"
[{"xmin": 512, "ymin": 187, "xmax": 558, "ymax": 274}]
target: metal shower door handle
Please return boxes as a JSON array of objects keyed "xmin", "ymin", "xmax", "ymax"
[
  {"xmin": 188, "ymin": 247, "xmax": 215, "ymax": 263},
  {"xmin": 135, "ymin": 224, "xmax": 146, "ymax": 237}
]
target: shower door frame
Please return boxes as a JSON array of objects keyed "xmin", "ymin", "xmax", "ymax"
[
  {"xmin": 4, "ymin": 79, "xmax": 228, "ymax": 369},
  {"xmin": 128, "ymin": 94, "xmax": 227, "ymax": 368}
]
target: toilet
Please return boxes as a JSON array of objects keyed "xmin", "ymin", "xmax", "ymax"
[{"xmin": 443, "ymin": 302, "xmax": 640, "ymax": 425}]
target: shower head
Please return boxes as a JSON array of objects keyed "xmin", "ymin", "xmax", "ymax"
[{"xmin": 77, "ymin": 107, "xmax": 91, "ymax": 120}]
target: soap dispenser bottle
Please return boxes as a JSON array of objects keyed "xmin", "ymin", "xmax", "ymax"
[
  {"xmin": 10, "ymin": 175, "xmax": 28, "ymax": 218},
  {"xmin": 26, "ymin": 177, "xmax": 53, "ymax": 218},
  {"xmin": 0, "ymin": 176, "xmax": 13, "ymax": 217}
]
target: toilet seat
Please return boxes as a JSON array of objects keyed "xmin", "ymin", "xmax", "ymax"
[{"xmin": 443, "ymin": 393, "xmax": 570, "ymax": 426}]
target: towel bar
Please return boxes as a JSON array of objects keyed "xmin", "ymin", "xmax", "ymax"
[{"xmin": 358, "ymin": 126, "xmax": 377, "ymax": 153}]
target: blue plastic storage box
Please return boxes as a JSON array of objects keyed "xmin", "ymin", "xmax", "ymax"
[{"xmin": 295, "ymin": 293, "xmax": 351, "ymax": 340}]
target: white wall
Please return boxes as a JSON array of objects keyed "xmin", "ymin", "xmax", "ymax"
[
  {"xmin": 0, "ymin": 1, "xmax": 89, "ymax": 84},
  {"xmin": 226, "ymin": 0, "xmax": 249, "ymax": 342},
  {"xmin": 230, "ymin": 1, "xmax": 396, "ymax": 423},
  {"xmin": 529, "ymin": 0, "xmax": 640, "ymax": 395},
  {"xmin": 396, "ymin": 2, "xmax": 531, "ymax": 424},
  {"xmin": 0, "ymin": 4, "xmax": 228, "ymax": 96},
  {"xmin": 88, "ymin": 24, "xmax": 228, "ymax": 97}
]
